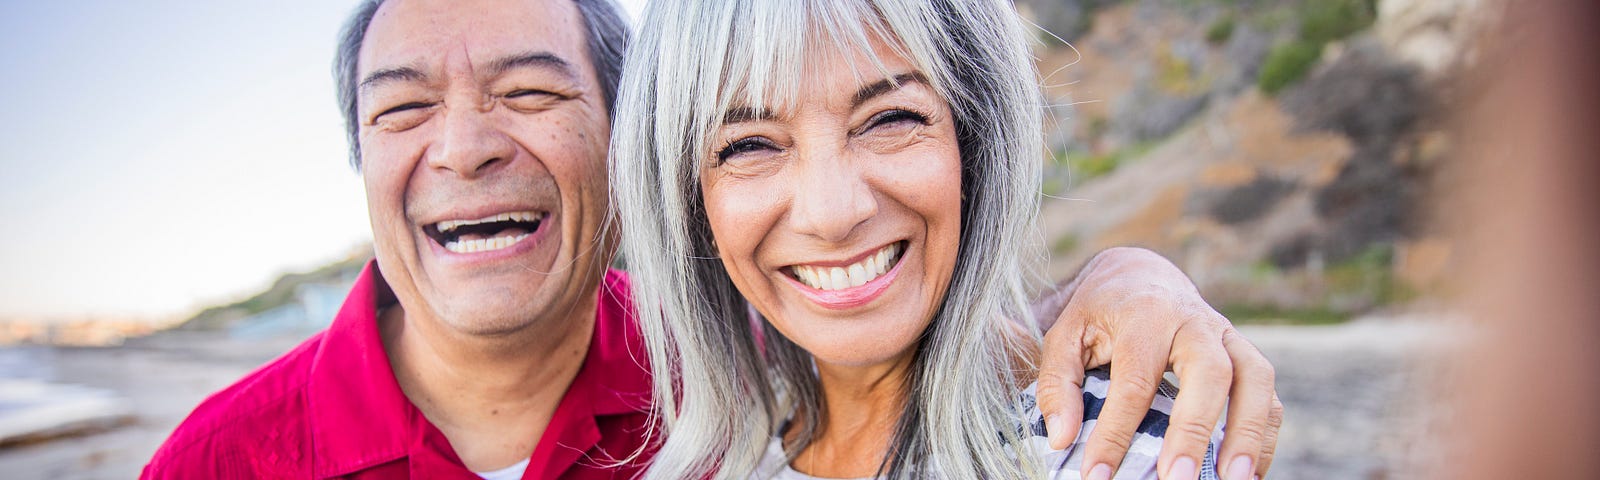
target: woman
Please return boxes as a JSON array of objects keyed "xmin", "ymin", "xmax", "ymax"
[{"xmin": 612, "ymin": 0, "xmax": 1220, "ymax": 478}]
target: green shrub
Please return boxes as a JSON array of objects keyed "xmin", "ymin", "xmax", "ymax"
[
  {"xmin": 1155, "ymin": 47, "xmax": 1202, "ymax": 94},
  {"xmin": 1299, "ymin": 0, "xmax": 1377, "ymax": 45},
  {"xmin": 1051, "ymin": 234, "xmax": 1081, "ymax": 255},
  {"xmin": 1206, "ymin": 15, "xmax": 1236, "ymax": 44},
  {"xmin": 1219, "ymin": 304, "xmax": 1348, "ymax": 325},
  {"xmin": 1258, "ymin": 40, "xmax": 1322, "ymax": 95},
  {"xmin": 1069, "ymin": 151, "xmax": 1122, "ymax": 179}
]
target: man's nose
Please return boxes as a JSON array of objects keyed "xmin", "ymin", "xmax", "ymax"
[
  {"xmin": 789, "ymin": 148, "xmax": 878, "ymax": 243},
  {"xmin": 427, "ymin": 100, "xmax": 515, "ymax": 178}
]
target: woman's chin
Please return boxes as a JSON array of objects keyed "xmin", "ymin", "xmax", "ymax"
[{"xmin": 782, "ymin": 319, "xmax": 927, "ymax": 368}]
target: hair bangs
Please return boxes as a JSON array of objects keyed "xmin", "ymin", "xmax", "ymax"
[{"xmin": 702, "ymin": 0, "xmax": 932, "ymax": 159}]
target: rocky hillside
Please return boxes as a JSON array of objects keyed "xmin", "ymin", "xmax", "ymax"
[{"xmin": 1019, "ymin": 0, "xmax": 1489, "ymax": 321}]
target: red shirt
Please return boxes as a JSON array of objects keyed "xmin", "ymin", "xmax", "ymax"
[{"xmin": 142, "ymin": 261, "xmax": 654, "ymax": 479}]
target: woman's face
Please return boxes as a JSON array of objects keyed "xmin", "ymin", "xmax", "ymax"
[{"xmin": 700, "ymin": 36, "xmax": 963, "ymax": 367}]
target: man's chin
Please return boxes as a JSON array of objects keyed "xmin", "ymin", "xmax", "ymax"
[{"xmin": 433, "ymin": 301, "xmax": 553, "ymax": 337}]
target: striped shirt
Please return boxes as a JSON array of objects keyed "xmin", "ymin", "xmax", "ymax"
[{"xmin": 754, "ymin": 368, "xmax": 1221, "ymax": 479}]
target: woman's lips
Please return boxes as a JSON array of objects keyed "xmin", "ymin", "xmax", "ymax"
[{"xmin": 784, "ymin": 242, "xmax": 906, "ymax": 310}]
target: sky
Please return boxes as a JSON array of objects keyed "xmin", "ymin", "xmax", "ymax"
[{"xmin": 0, "ymin": 0, "xmax": 648, "ymax": 322}]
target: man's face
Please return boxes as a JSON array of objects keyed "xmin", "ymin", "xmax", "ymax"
[{"xmin": 355, "ymin": 0, "xmax": 613, "ymax": 334}]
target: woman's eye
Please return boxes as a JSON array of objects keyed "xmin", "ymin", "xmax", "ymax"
[
  {"xmin": 716, "ymin": 137, "xmax": 778, "ymax": 162},
  {"xmin": 864, "ymin": 109, "xmax": 929, "ymax": 131}
]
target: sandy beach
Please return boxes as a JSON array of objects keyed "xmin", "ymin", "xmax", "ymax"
[
  {"xmin": 0, "ymin": 318, "xmax": 1457, "ymax": 479},
  {"xmin": 0, "ymin": 332, "xmax": 306, "ymax": 479}
]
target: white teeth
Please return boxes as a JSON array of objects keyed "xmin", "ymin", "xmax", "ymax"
[
  {"xmin": 828, "ymin": 267, "xmax": 849, "ymax": 290},
  {"xmin": 436, "ymin": 211, "xmax": 542, "ymax": 233},
  {"xmin": 847, "ymin": 264, "xmax": 868, "ymax": 287},
  {"xmin": 444, "ymin": 233, "xmax": 530, "ymax": 254},
  {"xmin": 792, "ymin": 243, "xmax": 903, "ymax": 291}
]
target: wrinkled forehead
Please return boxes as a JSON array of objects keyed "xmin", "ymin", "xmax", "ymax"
[{"xmin": 358, "ymin": 0, "xmax": 593, "ymax": 83}]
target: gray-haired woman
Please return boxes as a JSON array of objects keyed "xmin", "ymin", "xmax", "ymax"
[{"xmin": 612, "ymin": 0, "xmax": 1230, "ymax": 478}]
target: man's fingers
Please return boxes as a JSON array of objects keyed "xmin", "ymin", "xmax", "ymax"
[
  {"xmin": 1258, "ymin": 393, "xmax": 1284, "ymax": 478},
  {"xmin": 1038, "ymin": 312, "xmax": 1089, "ymax": 449},
  {"xmin": 1216, "ymin": 328, "xmax": 1276, "ymax": 480},
  {"xmin": 1080, "ymin": 328, "xmax": 1170, "ymax": 480},
  {"xmin": 1037, "ymin": 369, "xmax": 1086, "ymax": 450},
  {"xmin": 1159, "ymin": 324, "xmax": 1232, "ymax": 480}
]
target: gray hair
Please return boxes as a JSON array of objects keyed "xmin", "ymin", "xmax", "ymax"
[
  {"xmin": 610, "ymin": 0, "xmax": 1047, "ymax": 477},
  {"xmin": 333, "ymin": 0, "xmax": 631, "ymax": 170}
]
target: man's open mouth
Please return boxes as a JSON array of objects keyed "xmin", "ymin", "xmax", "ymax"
[{"xmin": 423, "ymin": 211, "xmax": 546, "ymax": 254}]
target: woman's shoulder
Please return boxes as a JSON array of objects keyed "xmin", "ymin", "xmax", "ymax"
[{"xmin": 1015, "ymin": 367, "xmax": 1220, "ymax": 479}]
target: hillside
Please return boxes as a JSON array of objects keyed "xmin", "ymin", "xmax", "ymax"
[
  {"xmin": 174, "ymin": 246, "xmax": 371, "ymax": 332},
  {"xmin": 1020, "ymin": 0, "xmax": 1485, "ymax": 321}
]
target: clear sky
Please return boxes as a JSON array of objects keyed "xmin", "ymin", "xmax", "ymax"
[{"xmin": 0, "ymin": 0, "xmax": 648, "ymax": 322}]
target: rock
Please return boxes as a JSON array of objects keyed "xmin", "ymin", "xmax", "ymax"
[
  {"xmin": 1110, "ymin": 83, "xmax": 1210, "ymax": 145},
  {"xmin": 1207, "ymin": 175, "xmax": 1300, "ymax": 225},
  {"xmin": 1015, "ymin": 0, "xmax": 1121, "ymax": 42},
  {"xmin": 1273, "ymin": 38, "xmax": 1430, "ymax": 264},
  {"xmin": 1377, "ymin": 0, "xmax": 1494, "ymax": 76}
]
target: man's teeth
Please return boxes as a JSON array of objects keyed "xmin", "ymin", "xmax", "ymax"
[
  {"xmin": 436, "ymin": 211, "xmax": 541, "ymax": 234},
  {"xmin": 793, "ymin": 243, "xmax": 901, "ymax": 291},
  {"xmin": 445, "ymin": 233, "xmax": 530, "ymax": 253}
]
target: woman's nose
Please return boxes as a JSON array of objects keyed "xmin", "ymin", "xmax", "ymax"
[{"xmin": 788, "ymin": 148, "xmax": 878, "ymax": 243}]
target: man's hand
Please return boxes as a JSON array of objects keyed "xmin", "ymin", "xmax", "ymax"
[{"xmin": 1032, "ymin": 247, "xmax": 1283, "ymax": 480}]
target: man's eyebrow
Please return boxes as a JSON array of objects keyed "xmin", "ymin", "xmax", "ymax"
[
  {"xmin": 487, "ymin": 51, "xmax": 578, "ymax": 80},
  {"xmin": 851, "ymin": 72, "xmax": 930, "ymax": 110},
  {"xmin": 359, "ymin": 66, "xmax": 428, "ymax": 92}
]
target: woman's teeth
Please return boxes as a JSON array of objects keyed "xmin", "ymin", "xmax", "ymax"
[
  {"xmin": 792, "ymin": 243, "xmax": 901, "ymax": 291},
  {"xmin": 445, "ymin": 233, "xmax": 530, "ymax": 253}
]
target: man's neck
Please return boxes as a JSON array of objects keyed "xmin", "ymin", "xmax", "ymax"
[{"xmin": 379, "ymin": 299, "xmax": 597, "ymax": 472}]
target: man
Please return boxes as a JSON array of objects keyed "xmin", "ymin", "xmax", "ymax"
[{"xmin": 143, "ymin": 0, "xmax": 1280, "ymax": 479}]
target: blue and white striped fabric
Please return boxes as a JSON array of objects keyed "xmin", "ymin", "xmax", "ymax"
[
  {"xmin": 754, "ymin": 367, "xmax": 1222, "ymax": 479},
  {"xmin": 1017, "ymin": 367, "xmax": 1222, "ymax": 479}
]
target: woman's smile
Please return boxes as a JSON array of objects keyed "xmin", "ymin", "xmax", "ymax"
[{"xmin": 781, "ymin": 240, "xmax": 907, "ymax": 309}]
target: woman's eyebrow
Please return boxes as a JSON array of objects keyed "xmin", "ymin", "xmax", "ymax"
[
  {"xmin": 850, "ymin": 72, "xmax": 929, "ymax": 110},
  {"xmin": 722, "ymin": 106, "xmax": 776, "ymax": 125}
]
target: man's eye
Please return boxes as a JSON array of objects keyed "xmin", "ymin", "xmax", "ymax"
[
  {"xmin": 507, "ymin": 89, "xmax": 555, "ymax": 98},
  {"xmin": 716, "ymin": 137, "xmax": 777, "ymax": 162},
  {"xmin": 376, "ymin": 102, "xmax": 431, "ymax": 119}
]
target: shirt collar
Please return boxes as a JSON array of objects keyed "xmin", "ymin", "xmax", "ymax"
[
  {"xmin": 307, "ymin": 260, "xmax": 413, "ymax": 477},
  {"xmin": 303, "ymin": 263, "xmax": 653, "ymax": 477},
  {"xmin": 581, "ymin": 269, "xmax": 653, "ymax": 417}
]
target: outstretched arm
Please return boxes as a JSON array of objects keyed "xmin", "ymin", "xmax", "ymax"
[{"xmin": 1034, "ymin": 247, "xmax": 1283, "ymax": 480}]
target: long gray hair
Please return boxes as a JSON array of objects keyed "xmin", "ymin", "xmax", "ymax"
[{"xmin": 610, "ymin": 0, "xmax": 1046, "ymax": 477}]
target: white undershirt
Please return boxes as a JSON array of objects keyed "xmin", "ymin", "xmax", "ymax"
[{"xmin": 475, "ymin": 458, "xmax": 530, "ymax": 480}]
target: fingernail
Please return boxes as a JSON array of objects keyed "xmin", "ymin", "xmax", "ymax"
[
  {"xmin": 1166, "ymin": 456, "xmax": 1196, "ymax": 480},
  {"xmin": 1046, "ymin": 414, "xmax": 1066, "ymax": 444},
  {"xmin": 1086, "ymin": 463, "xmax": 1112, "ymax": 480},
  {"xmin": 1226, "ymin": 455, "xmax": 1254, "ymax": 480}
]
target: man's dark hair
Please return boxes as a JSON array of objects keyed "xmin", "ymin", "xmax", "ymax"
[{"xmin": 332, "ymin": 0, "xmax": 631, "ymax": 170}]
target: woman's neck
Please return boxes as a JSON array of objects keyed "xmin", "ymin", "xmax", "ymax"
[{"xmin": 790, "ymin": 351, "xmax": 916, "ymax": 478}]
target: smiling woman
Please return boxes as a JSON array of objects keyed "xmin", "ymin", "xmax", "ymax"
[{"xmin": 611, "ymin": 0, "xmax": 1218, "ymax": 479}]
